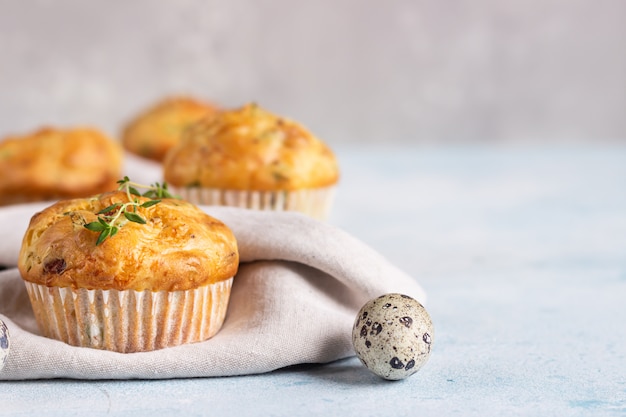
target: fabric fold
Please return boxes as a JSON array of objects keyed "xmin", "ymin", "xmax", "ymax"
[{"xmin": 0, "ymin": 204, "xmax": 426, "ymax": 380}]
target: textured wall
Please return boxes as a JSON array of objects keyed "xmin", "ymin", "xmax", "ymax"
[{"xmin": 1, "ymin": 0, "xmax": 625, "ymax": 145}]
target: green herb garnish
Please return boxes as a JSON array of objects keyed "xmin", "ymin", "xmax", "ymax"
[{"xmin": 84, "ymin": 177, "xmax": 177, "ymax": 245}]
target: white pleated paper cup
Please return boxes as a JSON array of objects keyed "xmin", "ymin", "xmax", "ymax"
[
  {"xmin": 24, "ymin": 278, "xmax": 233, "ymax": 353},
  {"xmin": 170, "ymin": 185, "xmax": 336, "ymax": 220}
]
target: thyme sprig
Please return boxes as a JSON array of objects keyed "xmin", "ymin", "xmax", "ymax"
[{"xmin": 84, "ymin": 177, "xmax": 176, "ymax": 245}]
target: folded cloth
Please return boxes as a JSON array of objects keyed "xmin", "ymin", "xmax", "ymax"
[{"xmin": 0, "ymin": 203, "xmax": 426, "ymax": 380}]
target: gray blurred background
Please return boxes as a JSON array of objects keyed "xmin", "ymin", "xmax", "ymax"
[{"xmin": 1, "ymin": 0, "xmax": 625, "ymax": 146}]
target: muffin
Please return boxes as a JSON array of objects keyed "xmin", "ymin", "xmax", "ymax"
[
  {"xmin": 122, "ymin": 96, "xmax": 219, "ymax": 162},
  {"xmin": 163, "ymin": 103, "xmax": 339, "ymax": 220},
  {"xmin": 17, "ymin": 187, "xmax": 239, "ymax": 353},
  {"xmin": 0, "ymin": 127, "xmax": 122, "ymax": 206}
]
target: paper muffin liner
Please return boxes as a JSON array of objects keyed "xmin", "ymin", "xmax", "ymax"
[
  {"xmin": 171, "ymin": 185, "xmax": 336, "ymax": 220},
  {"xmin": 24, "ymin": 278, "xmax": 233, "ymax": 353}
]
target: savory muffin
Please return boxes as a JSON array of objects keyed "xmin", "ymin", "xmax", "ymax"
[
  {"xmin": 0, "ymin": 127, "xmax": 122, "ymax": 206},
  {"xmin": 163, "ymin": 103, "xmax": 339, "ymax": 220},
  {"xmin": 122, "ymin": 96, "xmax": 219, "ymax": 162},
  {"xmin": 18, "ymin": 186, "xmax": 239, "ymax": 353}
]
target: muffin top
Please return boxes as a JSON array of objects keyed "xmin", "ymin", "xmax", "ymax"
[
  {"xmin": 122, "ymin": 96, "xmax": 219, "ymax": 162},
  {"xmin": 0, "ymin": 127, "xmax": 122, "ymax": 205},
  {"xmin": 163, "ymin": 103, "xmax": 339, "ymax": 191},
  {"xmin": 18, "ymin": 190, "xmax": 239, "ymax": 292}
]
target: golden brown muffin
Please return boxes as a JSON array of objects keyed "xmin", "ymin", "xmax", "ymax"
[
  {"xmin": 19, "ymin": 190, "xmax": 238, "ymax": 291},
  {"xmin": 18, "ymin": 189, "xmax": 239, "ymax": 352},
  {"xmin": 0, "ymin": 127, "xmax": 122, "ymax": 206},
  {"xmin": 122, "ymin": 96, "xmax": 219, "ymax": 162},
  {"xmin": 163, "ymin": 103, "xmax": 339, "ymax": 219}
]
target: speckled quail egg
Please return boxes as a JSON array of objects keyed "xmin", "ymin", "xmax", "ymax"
[
  {"xmin": 0, "ymin": 318, "xmax": 9, "ymax": 372},
  {"xmin": 352, "ymin": 293, "xmax": 433, "ymax": 380}
]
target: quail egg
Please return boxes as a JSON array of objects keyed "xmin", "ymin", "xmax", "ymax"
[
  {"xmin": 0, "ymin": 318, "xmax": 9, "ymax": 372},
  {"xmin": 352, "ymin": 293, "xmax": 433, "ymax": 380}
]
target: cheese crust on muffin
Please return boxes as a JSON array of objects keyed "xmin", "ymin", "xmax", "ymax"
[
  {"xmin": 163, "ymin": 103, "xmax": 339, "ymax": 191},
  {"xmin": 122, "ymin": 96, "xmax": 219, "ymax": 162},
  {"xmin": 18, "ymin": 190, "xmax": 239, "ymax": 292},
  {"xmin": 0, "ymin": 127, "xmax": 122, "ymax": 205}
]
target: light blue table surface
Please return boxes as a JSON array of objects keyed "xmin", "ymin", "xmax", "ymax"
[{"xmin": 2, "ymin": 145, "xmax": 626, "ymax": 416}]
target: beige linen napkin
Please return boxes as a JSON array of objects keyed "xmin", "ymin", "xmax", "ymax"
[{"xmin": 0, "ymin": 203, "xmax": 426, "ymax": 380}]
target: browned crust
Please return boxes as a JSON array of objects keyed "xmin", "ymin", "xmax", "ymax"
[
  {"xmin": 18, "ymin": 190, "xmax": 239, "ymax": 292},
  {"xmin": 0, "ymin": 127, "xmax": 122, "ymax": 206},
  {"xmin": 163, "ymin": 103, "xmax": 339, "ymax": 191},
  {"xmin": 122, "ymin": 96, "xmax": 219, "ymax": 162}
]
